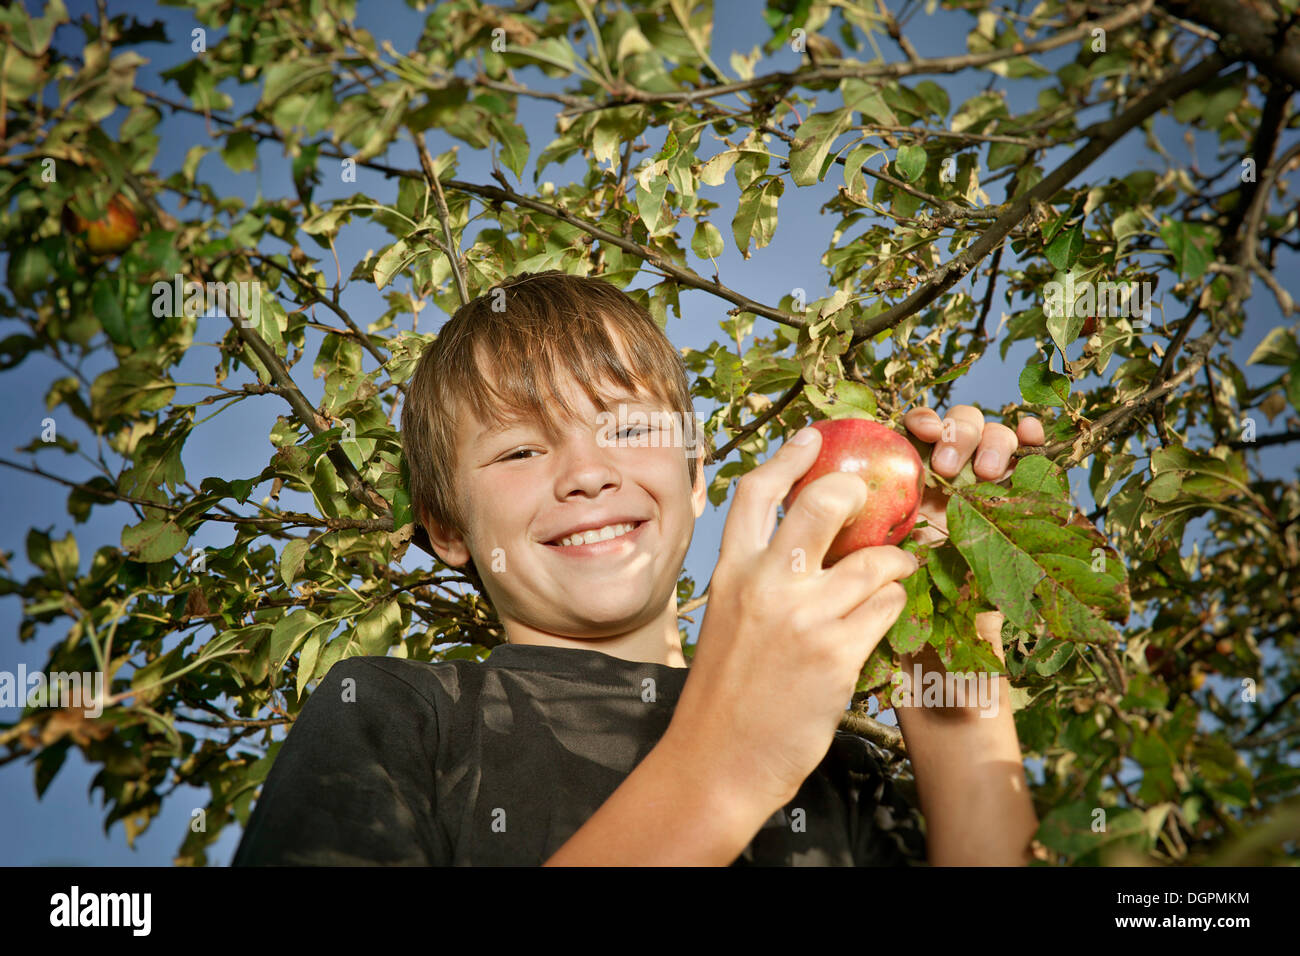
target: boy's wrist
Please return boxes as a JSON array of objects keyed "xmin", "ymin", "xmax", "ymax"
[{"xmin": 656, "ymin": 725, "xmax": 792, "ymax": 827}]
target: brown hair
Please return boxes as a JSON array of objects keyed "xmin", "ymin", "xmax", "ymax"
[{"xmin": 401, "ymin": 271, "xmax": 711, "ymax": 592}]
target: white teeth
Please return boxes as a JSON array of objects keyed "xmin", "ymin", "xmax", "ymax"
[{"xmin": 555, "ymin": 522, "xmax": 638, "ymax": 548}]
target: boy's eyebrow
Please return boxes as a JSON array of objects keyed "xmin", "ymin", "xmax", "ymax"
[{"xmin": 474, "ymin": 388, "xmax": 662, "ymax": 442}]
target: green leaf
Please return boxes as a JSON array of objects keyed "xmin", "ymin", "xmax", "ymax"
[
  {"xmin": 1149, "ymin": 445, "xmax": 1248, "ymax": 502},
  {"xmin": 842, "ymin": 143, "xmax": 882, "ymax": 195},
  {"xmin": 832, "ymin": 379, "xmax": 877, "ymax": 417},
  {"xmin": 1019, "ymin": 361, "xmax": 1071, "ymax": 406},
  {"xmin": 732, "ymin": 177, "xmax": 783, "ymax": 255},
  {"xmin": 296, "ymin": 630, "xmax": 325, "ymax": 698},
  {"xmin": 1045, "ymin": 222, "xmax": 1083, "ymax": 271},
  {"xmin": 1246, "ymin": 327, "xmax": 1300, "ymax": 366},
  {"xmin": 1090, "ymin": 451, "xmax": 1137, "ymax": 505},
  {"xmin": 373, "ymin": 238, "xmax": 417, "ymax": 290},
  {"xmin": 92, "ymin": 281, "xmax": 128, "ymax": 346},
  {"xmin": 221, "ymin": 131, "xmax": 258, "ymax": 173},
  {"xmin": 690, "ymin": 220, "xmax": 724, "ymax": 258},
  {"xmin": 789, "ymin": 108, "xmax": 852, "ymax": 186},
  {"xmin": 913, "ymin": 80, "xmax": 949, "ymax": 118},
  {"xmin": 635, "ymin": 165, "xmax": 670, "ymax": 234},
  {"xmin": 856, "ymin": 636, "xmax": 896, "ymax": 694},
  {"xmin": 698, "ymin": 149, "xmax": 739, "ymax": 186},
  {"xmin": 280, "ymin": 538, "xmax": 310, "ymax": 587},
  {"xmin": 885, "ymin": 565, "xmax": 932, "ymax": 654},
  {"xmin": 1028, "ymin": 633, "xmax": 1074, "ymax": 676},
  {"xmin": 355, "ymin": 599, "xmax": 403, "ymax": 656},
  {"xmin": 121, "ymin": 519, "xmax": 188, "ymax": 563},
  {"xmin": 91, "ymin": 358, "xmax": 176, "ymax": 419},
  {"xmin": 893, "ymin": 144, "xmax": 926, "ymax": 183},
  {"xmin": 1011, "ymin": 455, "xmax": 1067, "ymax": 500},
  {"xmin": 490, "ymin": 118, "xmax": 529, "ymax": 177},
  {"xmin": 270, "ymin": 609, "xmax": 324, "ymax": 674},
  {"xmin": 301, "ymin": 200, "xmax": 372, "ymax": 237},
  {"xmin": 926, "ymin": 545, "xmax": 969, "ymax": 605},
  {"xmin": 6, "ymin": 244, "xmax": 53, "ymax": 303},
  {"xmin": 947, "ymin": 485, "xmax": 1130, "ymax": 643},
  {"xmin": 842, "ymin": 78, "xmax": 899, "ymax": 124},
  {"xmin": 1159, "ymin": 219, "xmax": 1218, "ymax": 280}
]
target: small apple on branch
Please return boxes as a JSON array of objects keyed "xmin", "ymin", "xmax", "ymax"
[{"xmin": 61, "ymin": 193, "xmax": 140, "ymax": 257}]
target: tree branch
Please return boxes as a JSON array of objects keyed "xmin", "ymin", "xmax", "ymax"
[
  {"xmin": 414, "ymin": 133, "xmax": 470, "ymax": 307},
  {"xmin": 711, "ymin": 377, "xmax": 806, "ymax": 461},
  {"xmin": 848, "ymin": 52, "xmax": 1231, "ymax": 346},
  {"xmin": 1157, "ymin": 0, "xmax": 1300, "ymax": 87},
  {"xmin": 1228, "ymin": 429, "xmax": 1300, "ymax": 450}
]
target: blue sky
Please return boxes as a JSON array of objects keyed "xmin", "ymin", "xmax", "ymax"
[{"xmin": 2, "ymin": 0, "xmax": 1296, "ymax": 865}]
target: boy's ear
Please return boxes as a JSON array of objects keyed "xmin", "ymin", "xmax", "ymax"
[
  {"xmin": 691, "ymin": 443, "xmax": 707, "ymax": 519},
  {"xmin": 420, "ymin": 506, "xmax": 473, "ymax": 569}
]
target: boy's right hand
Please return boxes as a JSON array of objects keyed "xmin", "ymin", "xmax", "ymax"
[{"xmin": 666, "ymin": 425, "xmax": 917, "ymax": 811}]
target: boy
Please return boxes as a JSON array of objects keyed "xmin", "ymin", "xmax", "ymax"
[{"xmin": 232, "ymin": 271, "xmax": 1041, "ymax": 866}]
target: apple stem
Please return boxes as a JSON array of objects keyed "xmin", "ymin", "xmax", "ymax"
[{"xmin": 929, "ymin": 471, "xmax": 960, "ymax": 495}]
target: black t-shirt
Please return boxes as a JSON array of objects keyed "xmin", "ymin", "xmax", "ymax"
[{"xmin": 231, "ymin": 643, "xmax": 928, "ymax": 866}]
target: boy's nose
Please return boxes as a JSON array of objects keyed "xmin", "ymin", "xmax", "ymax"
[{"xmin": 554, "ymin": 432, "xmax": 622, "ymax": 498}]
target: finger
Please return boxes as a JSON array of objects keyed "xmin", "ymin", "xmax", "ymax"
[
  {"xmin": 1017, "ymin": 416, "xmax": 1045, "ymax": 446},
  {"xmin": 975, "ymin": 610, "xmax": 1007, "ymax": 665},
  {"xmin": 903, "ymin": 407, "xmax": 943, "ymax": 442},
  {"xmin": 719, "ymin": 426, "xmax": 824, "ymax": 564},
  {"xmin": 972, "ymin": 422, "xmax": 1019, "ymax": 481},
  {"xmin": 817, "ymin": 545, "xmax": 919, "ymax": 620},
  {"xmin": 766, "ymin": 471, "xmax": 869, "ymax": 575},
  {"xmin": 828, "ymin": 580, "xmax": 908, "ymax": 666},
  {"xmin": 931, "ymin": 405, "xmax": 984, "ymax": 476}
]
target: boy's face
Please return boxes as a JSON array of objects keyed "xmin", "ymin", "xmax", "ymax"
[{"xmin": 423, "ymin": 351, "xmax": 707, "ymax": 643}]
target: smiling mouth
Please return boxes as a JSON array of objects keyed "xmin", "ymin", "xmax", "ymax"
[{"xmin": 545, "ymin": 520, "xmax": 645, "ymax": 548}]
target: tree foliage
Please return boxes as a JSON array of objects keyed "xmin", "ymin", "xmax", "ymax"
[{"xmin": 1, "ymin": 0, "xmax": 1298, "ymax": 865}]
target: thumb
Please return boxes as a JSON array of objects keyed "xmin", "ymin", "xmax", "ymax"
[
  {"xmin": 975, "ymin": 610, "xmax": 1007, "ymax": 664},
  {"xmin": 720, "ymin": 425, "xmax": 823, "ymax": 560}
]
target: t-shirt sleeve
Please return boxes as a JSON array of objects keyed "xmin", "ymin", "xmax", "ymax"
[
  {"xmin": 231, "ymin": 656, "xmax": 443, "ymax": 866},
  {"xmin": 834, "ymin": 732, "xmax": 929, "ymax": 866}
]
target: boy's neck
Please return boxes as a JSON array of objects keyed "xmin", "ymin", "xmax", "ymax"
[{"xmin": 501, "ymin": 602, "xmax": 689, "ymax": 668}]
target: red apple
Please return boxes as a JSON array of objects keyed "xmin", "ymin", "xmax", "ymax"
[
  {"xmin": 782, "ymin": 418, "xmax": 924, "ymax": 566},
  {"xmin": 62, "ymin": 194, "xmax": 140, "ymax": 257},
  {"xmin": 1078, "ymin": 315, "xmax": 1097, "ymax": 337}
]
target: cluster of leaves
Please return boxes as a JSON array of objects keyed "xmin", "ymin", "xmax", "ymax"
[{"xmin": 1, "ymin": 0, "xmax": 1298, "ymax": 865}]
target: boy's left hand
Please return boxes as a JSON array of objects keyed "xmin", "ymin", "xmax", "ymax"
[{"xmin": 902, "ymin": 405, "xmax": 1045, "ymax": 546}]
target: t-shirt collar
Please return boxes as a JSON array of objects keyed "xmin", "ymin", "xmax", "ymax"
[{"xmin": 485, "ymin": 641, "xmax": 691, "ymax": 686}]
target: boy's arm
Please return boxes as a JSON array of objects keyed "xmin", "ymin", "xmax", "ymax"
[
  {"xmin": 894, "ymin": 405, "xmax": 1044, "ymax": 864},
  {"xmin": 542, "ymin": 728, "xmax": 779, "ymax": 866},
  {"xmin": 892, "ymin": 612, "xmax": 1039, "ymax": 866}
]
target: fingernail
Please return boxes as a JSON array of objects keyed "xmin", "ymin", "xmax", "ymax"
[
  {"xmin": 934, "ymin": 446, "xmax": 958, "ymax": 470},
  {"xmin": 791, "ymin": 426, "xmax": 818, "ymax": 446},
  {"xmin": 975, "ymin": 450, "xmax": 998, "ymax": 475}
]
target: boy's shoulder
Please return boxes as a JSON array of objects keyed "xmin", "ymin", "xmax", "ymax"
[{"xmin": 317, "ymin": 652, "xmax": 482, "ymax": 708}]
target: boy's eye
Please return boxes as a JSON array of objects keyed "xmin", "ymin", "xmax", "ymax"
[
  {"xmin": 619, "ymin": 426, "xmax": 650, "ymax": 439},
  {"xmin": 500, "ymin": 447, "xmax": 536, "ymax": 462}
]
